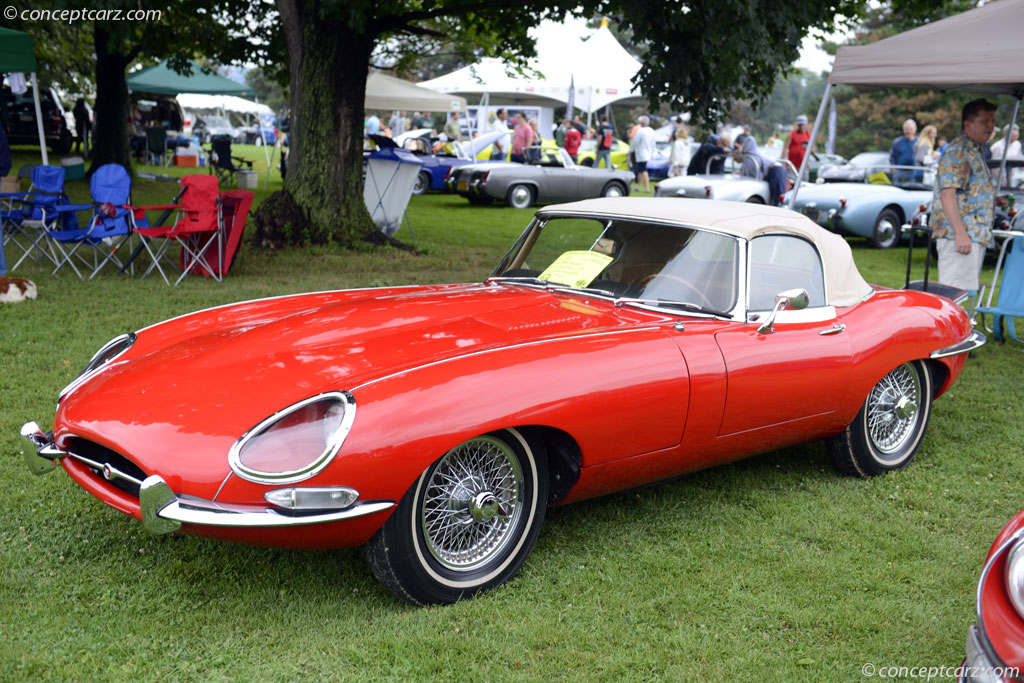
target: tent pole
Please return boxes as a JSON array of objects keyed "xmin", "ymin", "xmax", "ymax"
[
  {"xmin": 787, "ymin": 82, "xmax": 831, "ymax": 209},
  {"xmin": 255, "ymin": 95, "xmax": 272, "ymax": 189},
  {"xmin": 30, "ymin": 72, "xmax": 48, "ymax": 166},
  {"xmin": 994, "ymin": 97, "xmax": 1020, "ymax": 194}
]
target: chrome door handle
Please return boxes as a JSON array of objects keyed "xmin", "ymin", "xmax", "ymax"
[{"xmin": 819, "ymin": 324, "xmax": 846, "ymax": 336}]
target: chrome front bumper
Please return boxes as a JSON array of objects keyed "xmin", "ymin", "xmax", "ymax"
[
  {"xmin": 20, "ymin": 421, "xmax": 395, "ymax": 535},
  {"xmin": 931, "ymin": 330, "xmax": 987, "ymax": 359}
]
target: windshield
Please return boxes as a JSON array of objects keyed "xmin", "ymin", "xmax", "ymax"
[
  {"xmin": 492, "ymin": 216, "xmax": 739, "ymax": 315},
  {"xmin": 849, "ymin": 152, "xmax": 889, "ymax": 167}
]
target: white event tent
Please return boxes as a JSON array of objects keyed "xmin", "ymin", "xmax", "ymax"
[
  {"xmin": 418, "ymin": 23, "xmax": 645, "ymax": 133},
  {"xmin": 177, "ymin": 93, "xmax": 274, "ymax": 117}
]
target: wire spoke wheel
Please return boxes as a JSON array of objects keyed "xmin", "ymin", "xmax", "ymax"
[
  {"xmin": 865, "ymin": 363, "xmax": 921, "ymax": 458},
  {"xmin": 421, "ymin": 435, "xmax": 524, "ymax": 571}
]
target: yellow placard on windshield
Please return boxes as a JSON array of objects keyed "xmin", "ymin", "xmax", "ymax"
[
  {"xmin": 867, "ymin": 171, "xmax": 891, "ymax": 185},
  {"xmin": 539, "ymin": 251, "xmax": 614, "ymax": 288}
]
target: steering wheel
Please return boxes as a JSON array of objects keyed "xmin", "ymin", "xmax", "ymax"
[{"xmin": 637, "ymin": 273, "xmax": 716, "ymax": 310}]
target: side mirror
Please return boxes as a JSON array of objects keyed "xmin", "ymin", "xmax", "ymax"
[{"xmin": 757, "ymin": 288, "xmax": 809, "ymax": 334}]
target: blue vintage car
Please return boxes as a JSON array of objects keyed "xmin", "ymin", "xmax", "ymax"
[
  {"xmin": 369, "ymin": 131, "xmax": 512, "ymax": 194},
  {"xmin": 784, "ymin": 172, "xmax": 933, "ymax": 249}
]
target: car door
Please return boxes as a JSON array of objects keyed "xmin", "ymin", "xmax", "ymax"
[
  {"xmin": 540, "ymin": 150, "xmax": 581, "ymax": 201},
  {"xmin": 713, "ymin": 234, "xmax": 853, "ymax": 448}
]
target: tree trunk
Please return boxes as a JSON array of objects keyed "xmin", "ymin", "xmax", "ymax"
[
  {"xmin": 255, "ymin": 0, "xmax": 379, "ymax": 247},
  {"xmin": 89, "ymin": 25, "xmax": 132, "ymax": 175}
]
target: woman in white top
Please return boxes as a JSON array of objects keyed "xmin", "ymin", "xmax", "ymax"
[{"xmin": 669, "ymin": 126, "xmax": 692, "ymax": 177}]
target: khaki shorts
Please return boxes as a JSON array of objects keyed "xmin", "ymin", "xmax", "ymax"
[{"xmin": 936, "ymin": 238, "xmax": 985, "ymax": 292}]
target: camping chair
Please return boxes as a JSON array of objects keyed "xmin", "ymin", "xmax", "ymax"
[
  {"xmin": 44, "ymin": 164, "xmax": 143, "ymax": 279},
  {"xmin": 184, "ymin": 189, "xmax": 253, "ymax": 278},
  {"xmin": 7, "ymin": 165, "xmax": 76, "ymax": 272},
  {"xmin": 2, "ymin": 164, "xmax": 44, "ymax": 262},
  {"xmin": 976, "ymin": 226, "xmax": 1024, "ymax": 344},
  {"xmin": 145, "ymin": 127, "xmax": 173, "ymax": 167},
  {"xmin": 208, "ymin": 134, "xmax": 252, "ymax": 186},
  {"xmin": 127, "ymin": 174, "xmax": 224, "ymax": 286},
  {"xmin": 901, "ymin": 206, "xmax": 971, "ymax": 306}
]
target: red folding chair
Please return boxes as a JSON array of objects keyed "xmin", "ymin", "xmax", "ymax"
[{"xmin": 126, "ymin": 175, "xmax": 224, "ymax": 286}]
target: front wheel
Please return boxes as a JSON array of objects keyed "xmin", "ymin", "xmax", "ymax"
[
  {"xmin": 827, "ymin": 360, "xmax": 933, "ymax": 477},
  {"xmin": 744, "ymin": 195, "xmax": 766, "ymax": 204},
  {"xmin": 364, "ymin": 428, "xmax": 548, "ymax": 605},
  {"xmin": 601, "ymin": 181, "xmax": 627, "ymax": 198}
]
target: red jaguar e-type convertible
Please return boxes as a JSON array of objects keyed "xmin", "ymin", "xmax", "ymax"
[{"xmin": 20, "ymin": 197, "xmax": 983, "ymax": 605}]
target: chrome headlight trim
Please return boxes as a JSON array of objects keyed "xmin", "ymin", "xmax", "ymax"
[
  {"xmin": 1005, "ymin": 538, "xmax": 1024, "ymax": 620},
  {"xmin": 58, "ymin": 333, "xmax": 137, "ymax": 401},
  {"xmin": 228, "ymin": 391, "xmax": 356, "ymax": 485}
]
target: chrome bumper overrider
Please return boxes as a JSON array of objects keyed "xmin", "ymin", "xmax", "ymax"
[
  {"xmin": 20, "ymin": 421, "xmax": 395, "ymax": 535},
  {"xmin": 931, "ymin": 330, "xmax": 987, "ymax": 359}
]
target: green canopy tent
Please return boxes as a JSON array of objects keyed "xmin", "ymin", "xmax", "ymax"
[
  {"xmin": 126, "ymin": 60, "xmax": 273, "ymax": 184},
  {"xmin": 0, "ymin": 27, "xmax": 50, "ymax": 165},
  {"xmin": 125, "ymin": 60, "xmax": 253, "ymax": 97}
]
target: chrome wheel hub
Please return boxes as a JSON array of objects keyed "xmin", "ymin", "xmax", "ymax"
[
  {"xmin": 511, "ymin": 187, "xmax": 530, "ymax": 205},
  {"xmin": 866, "ymin": 364, "xmax": 921, "ymax": 456},
  {"xmin": 877, "ymin": 219, "xmax": 895, "ymax": 243},
  {"xmin": 421, "ymin": 435, "xmax": 523, "ymax": 570}
]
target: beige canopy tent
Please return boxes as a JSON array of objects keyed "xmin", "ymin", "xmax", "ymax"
[
  {"xmin": 790, "ymin": 0, "xmax": 1024, "ymax": 205},
  {"xmin": 365, "ymin": 72, "xmax": 467, "ymax": 113}
]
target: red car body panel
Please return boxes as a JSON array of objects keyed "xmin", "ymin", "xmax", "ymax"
[
  {"xmin": 50, "ymin": 279, "xmax": 970, "ymax": 550},
  {"xmin": 978, "ymin": 510, "xmax": 1024, "ymax": 675}
]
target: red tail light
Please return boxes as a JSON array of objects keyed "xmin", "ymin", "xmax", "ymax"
[
  {"xmin": 444, "ymin": 166, "xmax": 453, "ymax": 181},
  {"xmin": 839, "ymin": 197, "xmax": 847, "ymax": 208},
  {"xmin": 704, "ymin": 186, "xmax": 712, "ymax": 197},
  {"xmin": 481, "ymin": 171, "xmax": 490, "ymax": 184}
]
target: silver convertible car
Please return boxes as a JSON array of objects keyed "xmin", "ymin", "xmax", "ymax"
[{"xmin": 449, "ymin": 146, "xmax": 635, "ymax": 209}]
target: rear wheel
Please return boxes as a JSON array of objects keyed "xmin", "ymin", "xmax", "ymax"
[
  {"xmin": 364, "ymin": 428, "xmax": 548, "ymax": 605},
  {"xmin": 744, "ymin": 195, "xmax": 766, "ymax": 204},
  {"xmin": 507, "ymin": 184, "xmax": 535, "ymax": 209},
  {"xmin": 869, "ymin": 207, "xmax": 902, "ymax": 249},
  {"xmin": 827, "ymin": 360, "xmax": 932, "ymax": 477},
  {"xmin": 412, "ymin": 171, "xmax": 431, "ymax": 195}
]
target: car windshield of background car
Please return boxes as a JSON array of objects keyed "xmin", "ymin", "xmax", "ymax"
[{"xmin": 495, "ymin": 217, "xmax": 738, "ymax": 313}]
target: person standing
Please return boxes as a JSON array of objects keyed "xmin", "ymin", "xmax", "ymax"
[
  {"xmin": 554, "ymin": 119, "xmax": 568, "ymax": 147},
  {"xmin": 563, "ymin": 119, "xmax": 581, "ymax": 162},
  {"xmin": 669, "ymin": 125, "xmax": 691, "ymax": 177},
  {"xmin": 630, "ymin": 116, "xmax": 656, "ymax": 193},
  {"xmin": 444, "ymin": 112, "xmax": 462, "ymax": 143},
  {"xmin": 783, "ymin": 115, "xmax": 811, "ymax": 170},
  {"xmin": 388, "ymin": 110, "xmax": 406, "ymax": 138},
  {"xmin": 595, "ymin": 115, "xmax": 615, "ymax": 170},
  {"xmin": 490, "ymin": 108, "xmax": 509, "ymax": 160},
  {"xmin": 364, "ymin": 112, "xmax": 381, "ymax": 136},
  {"xmin": 73, "ymin": 98, "xmax": 90, "ymax": 156},
  {"xmin": 932, "ymin": 98, "xmax": 1005, "ymax": 294},
  {"xmin": 889, "ymin": 119, "xmax": 918, "ymax": 184},
  {"xmin": 510, "ymin": 112, "xmax": 535, "ymax": 163},
  {"xmin": 990, "ymin": 124, "xmax": 1021, "ymax": 159}
]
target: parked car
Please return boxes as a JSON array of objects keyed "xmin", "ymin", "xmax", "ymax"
[
  {"xmin": 961, "ymin": 509, "xmax": 1024, "ymax": 682},
  {"xmin": 2, "ymin": 82, "xmax": 73, "ymax": 155},
  {"xmin": 368, "ymin": 131, "xmax": 512, "ymax": 194},
  {"xmin": 450, "ymin": 146, "xmax": 634, "ymax": 208},
  {"xmin": 817, "ymin": 151, "xmax": 892, "ymax": 183},
  {"xmin": 133, "ymin": 95, "xmax": 187, "ymax": 135},
  {"xmin": 193, "ymin": 115, "xmax": 240, "ymax": 144},
  {"xmin": 654, "ymin": 153, "xmax": 792, "ymax": 204},
  {"xmin": 20, "ymin": 197, "xmax": 983, "ymax": 606},
  {"xmin": 784, "ymin": 178, "xmax": 933, "ymax": 249},
  {"xmin": 577, "ymin": 138, "xmax": 631, "ymax": 171}
]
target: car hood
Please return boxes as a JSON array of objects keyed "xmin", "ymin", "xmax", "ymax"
[
  {"xmin": 55, "ymin": 284, "xmax": 655, "ymax": 475},
  {"xmin": 789, "ymin": 182, "xmax": 912, "ymax": 203}
]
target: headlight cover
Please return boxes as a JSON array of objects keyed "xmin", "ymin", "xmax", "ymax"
[
  {"xmin": 1005, "ymin": 538, "xmax": 1024, "ymax": 619},
  {"xmin": 58, "ymin": 333, "xmax": 137, "ymax": 401},
  {"xmin": 228, "ymin": 392, "xmax": 356, "ymax": 485}
]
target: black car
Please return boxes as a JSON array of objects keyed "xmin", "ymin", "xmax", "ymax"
[{"xmin": 2, "ymin": 83, "xmax": 73, "ymax": 155}]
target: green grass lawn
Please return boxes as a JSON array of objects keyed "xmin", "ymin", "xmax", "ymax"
[{"xmin": 2, "ymin": 145, "xmax": 1024, "ymax": 680}]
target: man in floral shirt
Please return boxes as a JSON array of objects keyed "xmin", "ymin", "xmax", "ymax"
[{"xmin": 932, "ymin": 98, "xmax": 1004, "ymax": 292}]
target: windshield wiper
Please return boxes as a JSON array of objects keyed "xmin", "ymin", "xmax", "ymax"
[
  {"xmin": 547, "ymin": 285, "xmax": 618, "ymax": 297},
  {"xmin": 487, "ymin": 276, "xmax": 550, "ymax": 287},
  {"xmin": 616, "ymin": 298, "xmax": 732, "ymax": 319}
]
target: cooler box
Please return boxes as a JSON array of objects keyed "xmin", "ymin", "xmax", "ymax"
[
  {"xmin": 1, "ymin": 176, "xmax": 18, "ymax": 193},
  {"xmin": 237, "ymin": 170, "xmax": 257, "ymax": 189},
  {"xmin": 61, "ymin": 156, "xmax": 85, "ymax": 181},
  {"xmin": 174, "ymin": 156, "xmax": 198, "ymax": 167}
]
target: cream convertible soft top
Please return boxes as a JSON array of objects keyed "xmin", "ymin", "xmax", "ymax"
[{"xmin": 538, "ymin": 197, "xmax": 874, "ymax": 309}]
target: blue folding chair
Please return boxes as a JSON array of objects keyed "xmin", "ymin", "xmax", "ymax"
[
  {"xmin": 7, "ymin": 166, "xmax": 76, "ymax": 271},
  {"xmin": 46, "ymin": 164, "xmax": 143, "ymax": 279},
  {"xmin": 977, "ymin": 228, "xmax": 1024, "ymax": 344}
]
